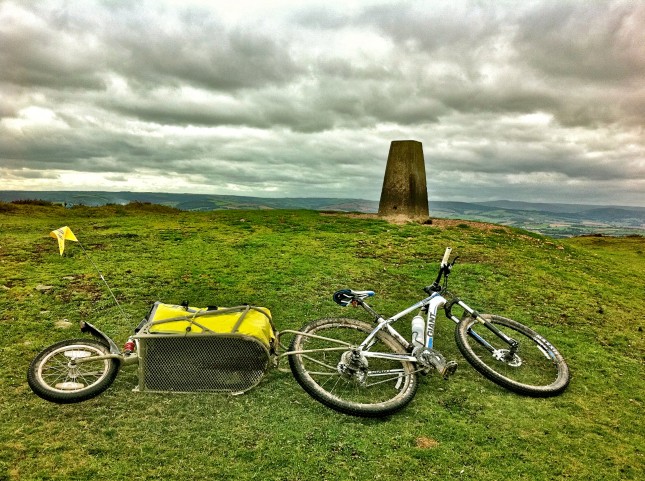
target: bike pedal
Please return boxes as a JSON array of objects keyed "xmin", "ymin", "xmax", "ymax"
[{"xmin": 441, "ymin": 361, "xmax": 458, "ymax": 380}]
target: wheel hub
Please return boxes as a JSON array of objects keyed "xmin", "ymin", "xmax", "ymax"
[
  {"xmin": 492, "ymin": 349, "xmax": 522, "ymax": 367},
  {"xmin": 54, "ymin": 361, "xmax": 86, "ymax": 390},
  {"xmin": 337, "ymin": 350, "xmax": 368, "ymax": 384}
]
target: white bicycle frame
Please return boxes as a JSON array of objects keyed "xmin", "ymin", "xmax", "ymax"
[
  {"xmin": 358, "ymin": 292, "xmax": 447, "ymax": 363},
  {"xmin": 357, "ymin": 291, "xmax": 518, "ymax": 367},
  {"xmin": 280, "ymin": 247, "xmax": 519, "ymax": 372}
]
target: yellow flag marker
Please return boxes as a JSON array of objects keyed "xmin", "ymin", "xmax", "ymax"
[
  {"xmin": 47, "ymin": 226, "xmax": 129, "ymax": 322},
  {"xmin": 50, "ymin": 226, "xmax": 78, "ymax": 255}
]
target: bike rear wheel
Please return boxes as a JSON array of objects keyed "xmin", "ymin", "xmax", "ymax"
[
  {"xmin": 455, "ymin": 315, "xmax": 570, "ymax": 396},
  {"xmin": 288, "ymin": 318, "xmax": 419, "ymax": 417},
  {"xmin": 27, "ymin": 338, "xmax": 120, "ymax": 403}
]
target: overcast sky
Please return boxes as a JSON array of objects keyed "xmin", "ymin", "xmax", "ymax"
[{"xmin": 1, "ymin": 0, "xmax": 643, "ymax": 206}]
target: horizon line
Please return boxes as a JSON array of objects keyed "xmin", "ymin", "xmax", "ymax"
[{"xmin": 1, "ymin": 189, "xmax": 645, "ymax": 209}]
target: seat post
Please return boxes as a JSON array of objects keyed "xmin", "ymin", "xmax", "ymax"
[{"xmin": 356, "ymin": 298, "xmax": 381, "ymax": 321}]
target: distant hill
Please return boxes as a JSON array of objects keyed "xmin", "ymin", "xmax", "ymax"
[
  {"xmin": 0, "ymin": 191, "xmax": 379, "ymax": 213},
  {"xmin": 1, "ymin": 190, "xmax": 643, "ymax": 237},
  {"xmin": 430, "ymin": 201, "xmax": 644, "ymax": 237},
  {"xmin": 478, "ymin": 200, "xmax": 613, "ymax": 213}
]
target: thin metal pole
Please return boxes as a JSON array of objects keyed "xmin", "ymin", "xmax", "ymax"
[{"xmin": 77, "ymin": 241, "xmax": 129, "ymax": 322}]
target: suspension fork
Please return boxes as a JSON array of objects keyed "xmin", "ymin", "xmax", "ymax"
[{"xmin": 444, "ymin": 297, "xmax": 519, "ymax": 355}]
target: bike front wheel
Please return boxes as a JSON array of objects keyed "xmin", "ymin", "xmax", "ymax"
[
  {"xmin": 27, "ymin": 338, "xmax": 120, "ymax": 403},
  {"xmin": 288, "ymin": 318, "xmax": 419, "ymax": 417},
  {"xmin": 455, "ymin": 315, "xmax": 570, "ymax": 396}
]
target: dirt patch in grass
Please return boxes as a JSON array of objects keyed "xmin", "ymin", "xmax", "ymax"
[
  {"xmin": 320, "ymin": 212, "xmax": 509, "ymax": 232},
  {"xmin": 415, "ymin": 436, "xmax": 440, "ymax": 449}
]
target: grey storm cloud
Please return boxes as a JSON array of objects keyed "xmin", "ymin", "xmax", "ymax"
[{"xmin": 0, "ymin": 0, "xmax": 643, "ymax": 205}]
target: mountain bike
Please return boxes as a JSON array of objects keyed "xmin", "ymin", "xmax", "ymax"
[{"xmin": 286, "ymin": 247, "xmax": 570, "ymax": 417}]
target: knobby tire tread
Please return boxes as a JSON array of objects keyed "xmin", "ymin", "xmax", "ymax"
[{"xmin": 455, "ymin": 315, "xmax": 570, "ymax": 397}]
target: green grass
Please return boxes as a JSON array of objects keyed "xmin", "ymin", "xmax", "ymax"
[{"xmin": 1, "ymin": 203, "xmax": 643, "ymax": 480}]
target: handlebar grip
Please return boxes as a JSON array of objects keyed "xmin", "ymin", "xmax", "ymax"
[{"xmin": 441, "ymin": 247, "xmax": 452, "ymax": 267}]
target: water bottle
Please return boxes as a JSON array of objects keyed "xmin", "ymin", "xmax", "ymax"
[{"xmin": 411, "ymin": 315, "xmax": 425, "ymax": 348}]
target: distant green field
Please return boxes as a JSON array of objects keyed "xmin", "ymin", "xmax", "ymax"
[{"xmin": 1, "ymin": 203, "xmax": 643, "ymax": 480}]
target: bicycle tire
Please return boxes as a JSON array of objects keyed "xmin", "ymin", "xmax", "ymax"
[
  {"xmin": 27, "ymin": 338, "xmax": 120, "ymax": 403},
  {"xmin": 455, "ymin": 314, "xmax": 570, "ymax": 396},
  {"xmin": 288, "ymin": 318, "xmax": 419, "ymax": 417}
]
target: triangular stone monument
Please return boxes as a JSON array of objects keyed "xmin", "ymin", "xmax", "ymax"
[{"xmin": 378, "ymin": 140, "xmax": 429, "ymax": 220}]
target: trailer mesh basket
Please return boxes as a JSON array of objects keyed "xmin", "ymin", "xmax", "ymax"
[{"xmin": 133, "ymin": 303, "xmax": 275, "ymax": 394}]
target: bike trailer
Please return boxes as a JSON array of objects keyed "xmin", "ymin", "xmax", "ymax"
[{"xmin": 133, "ymin": 302, "xmax": 276, "ymax": 394}]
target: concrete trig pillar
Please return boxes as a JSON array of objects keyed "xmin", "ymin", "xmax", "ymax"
[{"xmin": 378, "ymin": 140, "xmax": 429, "ymax": 220}]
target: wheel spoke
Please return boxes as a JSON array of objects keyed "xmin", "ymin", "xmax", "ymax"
[
  {"xmin": 289, "ymin": 318, "xmax": 419, "ymax": 416},
  {"xmin": 28, "ymin": 339, "xmax": 119, "ymax": 403},
  {"xmin": 298, "ymin": 354, "xmax": 338, "ymax": 372}
]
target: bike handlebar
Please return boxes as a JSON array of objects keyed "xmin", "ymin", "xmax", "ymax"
[
  {"xmin": 425, "ymin": 247, "xmax": 456, "ymax": 294},
  {"xmin": 441, "ymin": 247, "xmax": 452, "ymax": 267}
]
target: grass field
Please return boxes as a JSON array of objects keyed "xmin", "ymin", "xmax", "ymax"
[{"xmin": 1, "ymin": 203, "xmax": 643, "ymax": 480}]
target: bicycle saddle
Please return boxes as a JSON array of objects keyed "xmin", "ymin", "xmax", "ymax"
[{"xmin": 333, "ymin": 289, "xmax": 375, "ymax": 306}]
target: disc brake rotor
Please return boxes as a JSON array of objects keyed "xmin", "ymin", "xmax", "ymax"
[
  {"xmin": 338, "ymin": 350, "xmax": 369, "ymax": 383},
  {"xmin": 492, "ymin": 349, "xmax": 522, "ymax": 367}
]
